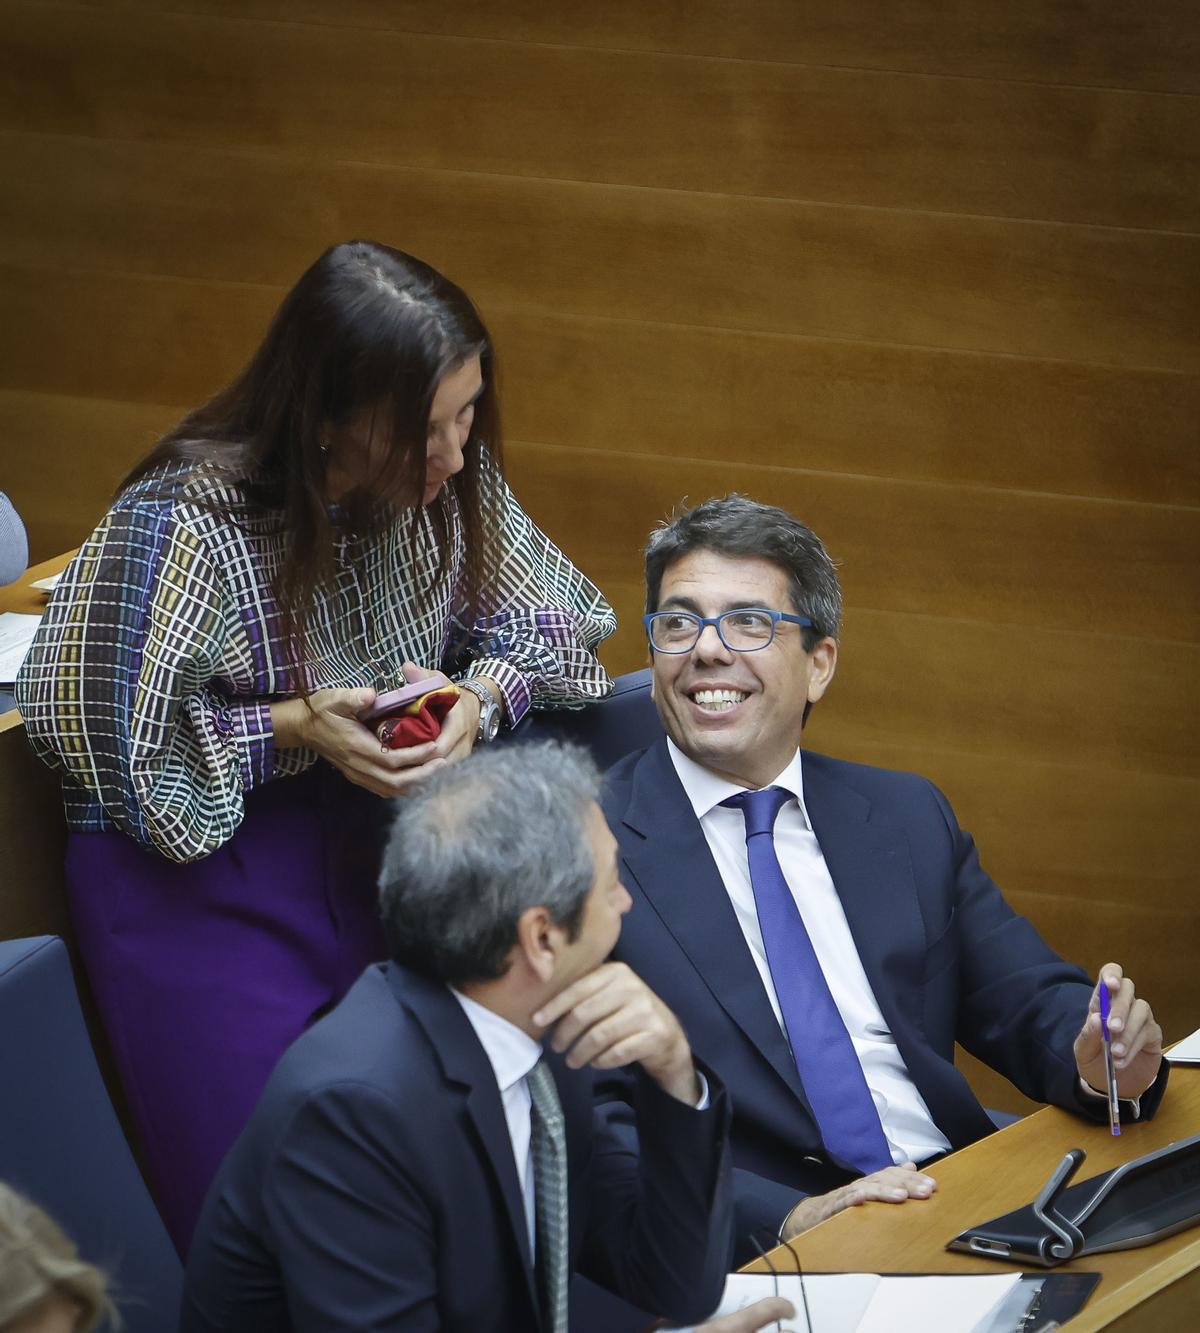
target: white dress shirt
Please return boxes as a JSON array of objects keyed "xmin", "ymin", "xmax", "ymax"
[
  {"xmin": 666, "ymin": 738, "xmax": 953, "ymax": 1166},
  {"xmin": 452, "ymin": 989, "xmax": 544, "ymax": 1255},
  {"xmin": 452, "ymin": 987, "xmax": 713, "ymax": 1259}
]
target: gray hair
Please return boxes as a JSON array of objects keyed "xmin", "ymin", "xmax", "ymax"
[
  {"xmin": 644, "ymin": 494, "xmax": 843, "ymax": 647},
  {"xmin": 379, "ymin": 741, "xmax": 601, "ymax": 987}
]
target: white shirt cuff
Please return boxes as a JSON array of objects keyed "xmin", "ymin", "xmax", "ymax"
[
  {"xmin": 1078, "ymin": 1074, "xmax": 1141, "ymax": 1119},
  {"xmin": 692, "ymin": 1071, "xmax": 711, "ymax": 1111}
]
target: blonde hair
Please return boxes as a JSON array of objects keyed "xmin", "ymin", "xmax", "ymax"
[{"xmin": 0, "ymin": 1183, "xmax": 115, "ymax": 1332}]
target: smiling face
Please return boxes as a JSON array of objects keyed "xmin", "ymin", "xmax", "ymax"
[{"xmin": 650, "ymin": 549, "xmax": 837, "ymax": 789}]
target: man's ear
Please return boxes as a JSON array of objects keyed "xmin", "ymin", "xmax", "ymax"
[
  {"xmin": 514, "ymin": 904, "xmax": 567, "ymax": 984},
  {"xmin": 806, "ymin": 636, "xmax": 838, "ymax": 704}
]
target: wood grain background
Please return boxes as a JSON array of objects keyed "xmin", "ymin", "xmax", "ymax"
[{"xmin": 1, "ymin": 0, "xmax": 1197, "ymax": 1113}]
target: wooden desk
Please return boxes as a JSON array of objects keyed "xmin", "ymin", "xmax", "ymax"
[
  {"xmin": 0, "ymin": 549, "xmax": 76, "ymax": 734},
  {"xmin": 749, "ymin": 1066, "xmax": 1200, "ymax": 1330}
]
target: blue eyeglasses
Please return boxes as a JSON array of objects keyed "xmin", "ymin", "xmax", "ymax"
[{"xmin": 643, "ymin": 608, "xmax": 814, "ymax": 654}]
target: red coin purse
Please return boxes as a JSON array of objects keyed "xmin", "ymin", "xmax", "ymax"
[{"xmin": 360, "ymin": 681, "xmax": 462, "ymax": 750}]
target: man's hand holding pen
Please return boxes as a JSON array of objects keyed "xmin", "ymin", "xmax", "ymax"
[{"xmin": 1073, "ymin": 962, "xmax": 1164, "ymax": 1101}]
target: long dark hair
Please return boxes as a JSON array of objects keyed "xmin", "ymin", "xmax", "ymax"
[{"xmin": 122, "ymin": 240, "xmax": 502, "ymax": 682}]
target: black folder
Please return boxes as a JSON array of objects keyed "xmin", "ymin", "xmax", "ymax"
[{"xmin": 981, "ymin": 1272, "xmax": 1100, "ymax": 1332}]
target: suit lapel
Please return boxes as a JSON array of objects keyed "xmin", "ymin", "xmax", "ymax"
[
  {"xmin": 385, "ymin": 967, "xmax": 540, "ymax": 1313},
  {"xmin": 801, "ymin": 755, "xmax": 928, "ymax": 1048},
  {"xmin": 618, "ymin": 741, "xmax": 809, "ymax": 1106}
]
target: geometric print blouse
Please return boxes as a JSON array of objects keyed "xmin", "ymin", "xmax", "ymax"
[{"xmin": 17, "ymin": 452, "xmax": 615, "ymax": 862}]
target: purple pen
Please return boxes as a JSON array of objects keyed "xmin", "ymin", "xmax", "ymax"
[{"xmin": 1098, "ymin": 979, "xmax": 1121, "ymax": 1136}]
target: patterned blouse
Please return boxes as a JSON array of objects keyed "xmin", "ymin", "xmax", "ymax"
[{"xmin": 17, "ymin": 454, "xmax": 615, "ymax": 863}]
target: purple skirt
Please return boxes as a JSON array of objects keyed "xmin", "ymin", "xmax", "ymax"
[{"xmin": 66, "ymin": 763, "xmax": 389, "ymax": 1256}]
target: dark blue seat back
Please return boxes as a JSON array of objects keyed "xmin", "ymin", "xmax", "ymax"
[
  {"xmin": 0, "ymin": 936, "xmax": 182, "ymax": 1333},
  {"xmin": 508, "ymin": 668, "xmax": 662, "ymax": 770}
]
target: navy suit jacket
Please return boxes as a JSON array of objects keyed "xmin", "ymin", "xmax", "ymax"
[
  {"xmin": 599, "ymin": 740, "xmax": 1167, "ymax": 1254},
  {"xmin": 181, "ymin": 961, "xmax": 734, "ymax": 1331}
]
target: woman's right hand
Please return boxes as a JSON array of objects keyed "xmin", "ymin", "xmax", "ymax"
[{"xmin": 270, "ymin": 689, "xmax": 446, "ymax": 798}]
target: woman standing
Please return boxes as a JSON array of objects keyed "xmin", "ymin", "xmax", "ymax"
[{"xmin": 17, "ymin": 241, "xmax": 615, "ymax": 1252}]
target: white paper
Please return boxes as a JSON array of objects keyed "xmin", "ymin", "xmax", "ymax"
[
  {"xmin": 709, "ymin": 1273, "xmax": 878, "ymax": 1333},
  {"xmin": 708, "ymin": 1272, "xmax": 1021, "ymax": 1333},
  {"xmin": 29, "ymin": 571, "xmax": 63, "ymax": 594},
  {"xmin": 858, "ymin": 1274, "xmax": 1021, "ymax": 1333},
  {"xmin": 1167, "ymin": 1028, "xmax": 1200, "ymax": 1063},
  {"xmin": 0, "ymin": 612, "xmax": 41, "ymax": 685}
]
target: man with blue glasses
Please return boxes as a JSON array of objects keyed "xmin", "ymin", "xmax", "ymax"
[{"xmin": 599, "ymin": 494, "xmax": 1168, "ymax": 1262}]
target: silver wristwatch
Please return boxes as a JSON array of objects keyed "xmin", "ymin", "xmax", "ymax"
[{"xmin": 459, "ymin": 679, "xmax": 501, "ymax": 745}]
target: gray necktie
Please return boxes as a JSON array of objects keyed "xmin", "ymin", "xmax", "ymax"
[{"xmin": 527, "ymin": 1058, "xmax": 569, "ymax": 1333}]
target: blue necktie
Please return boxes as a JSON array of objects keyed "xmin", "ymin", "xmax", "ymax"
[{"xmin": 722, "ymin": 786, "xmax": 893, "ymax": 1175}]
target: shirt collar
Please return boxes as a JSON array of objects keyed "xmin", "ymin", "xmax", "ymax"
[
  {"xmin": 451, "ymin": 988, "xmax": 543, "ymax": 1094},
  {"xmin": 665, "ymin": 736, "xmax": 812, "ymax": 831}
]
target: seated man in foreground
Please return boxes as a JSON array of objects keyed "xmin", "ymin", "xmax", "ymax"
[
  {"xmin": 182, "ymin": 741, "xmax": 786, "ymax": 1332},
  {"xmin": 599, "ymin": 495, "xmax": 1168, "ymax": 1260}
]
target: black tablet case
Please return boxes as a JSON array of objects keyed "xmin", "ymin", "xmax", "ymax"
[{"xmin": 947, "ymin": 1131, "xmax": 1200, "ymax": 1267}]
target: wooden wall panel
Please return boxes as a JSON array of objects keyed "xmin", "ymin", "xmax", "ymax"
[
  {"xmin": 858, "ymin": 746, "xmax": 1198, "ymax": 904},
  {"xmin": 573, "ymin": 577, "xmax": 1200, "ymax": 783},
  {"xmin": 3, "ymin": 134, "xmax": 1197, "ymax": 372},
  {"xmin": 4, "ymin": 266, "xmax": 1197, "ymax": 507},
  {"xmin": 75, "ymin": 0, "xmax": 1200, "ymax": 95},
  {"xmin": 0, "ymin": 391, "xmax": 176, "ymax": 557},
  {"xmin": 1001, "ymin": 895, "xmax": 1198, "ymax": 1046},
  {"xmin": 498, "ymin": 317, "xmax": 1200, "ymax": 507},
  {"xmin": 504, "ymin": 444, "xmax": 1200, "ymax": 641},
  {"xmin": 0, "ymin": 266, "xmax": 275, "ymax": 410},
  {"xmin": 831, "ymin": 611, "xmax": 1199, "ymax": 782},
  {"xmin": 7, "ymin": 4, "xmax": 1198, "ymax": 228},
  {"xmin": 2, "ymin": 1, "xmax": 1196, "ymax": 1121}
]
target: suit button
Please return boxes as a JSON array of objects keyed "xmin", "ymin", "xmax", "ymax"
[{"xmin": 801, "ymin": 1155, "xmax": 822, "ymax": 1164}]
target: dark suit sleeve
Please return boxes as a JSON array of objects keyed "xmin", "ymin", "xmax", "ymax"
[
  {"xmin": 1072, "ymin": 1057, "xmax": 1170, "ymax": 1123},
  {"xmin": 593, "ymin": 1068, "xmax": 811, "ymax": 1256},
  {"xmin": 578, "ymin": 1064, "xmax": 735, "ymax": 1325},
  {"xmin": 925, "ymin": 779, "xmax": 1169, "ymax": 1123},
  {"xmin": 922, "ymin": 778, "xmax": 1089, "ymax": 1107},
  {"xmin": 727, "ymin": 1167, "xmax": 811, "ymax": 1246},
  {"xmin": 259, "ymin": 1083, "xmax": 441, "ymax": 1332}
]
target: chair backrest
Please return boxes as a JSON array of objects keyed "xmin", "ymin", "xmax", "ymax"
[
  {"xmin": 0, "ymin": 936, "xmax": 182, "ymax": 1333},
  {"xmin": 506, "ymin": 668, "xmax": 662, "ymax": 771}
]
